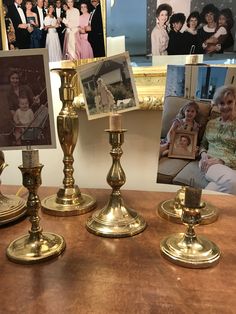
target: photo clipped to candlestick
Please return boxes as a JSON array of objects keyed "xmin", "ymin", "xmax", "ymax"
[
  {"xmin": 0, "ymin": 49, "xmax": 56, "ymax": 151},
  {"xmin": 76, "ymin": 52, "xmax": 139, "ymax": 120}
]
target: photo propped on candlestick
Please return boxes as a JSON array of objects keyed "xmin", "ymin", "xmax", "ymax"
[{"xmin": 77, "ymin": 52, "xmax": 139, "ymax": 121}]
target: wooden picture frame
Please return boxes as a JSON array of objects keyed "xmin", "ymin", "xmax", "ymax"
[{"xmin": 168, "ymin": 130, "xmax": 197, "ymax": 160}]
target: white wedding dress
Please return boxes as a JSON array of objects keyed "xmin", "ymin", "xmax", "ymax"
[{"xmin": 44, "ymin": 16, "xmax": 62, "ymax": 62}]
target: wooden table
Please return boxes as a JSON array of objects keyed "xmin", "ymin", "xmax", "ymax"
[{"xmin": 0, "ymin": 186, "xmax": 236, "ymax": 314}]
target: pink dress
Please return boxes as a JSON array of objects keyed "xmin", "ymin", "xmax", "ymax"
[{"xmin": 78, "ymin": 13, "xmax": 94, "ymax": 59}]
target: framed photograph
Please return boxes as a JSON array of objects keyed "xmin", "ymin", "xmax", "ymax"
[
  {"xmin": 2, "ymin": 0, "xmax": 106, "ymax": 62},
  {"xmin": 77, "ymin": 51, "xmax": 139, "ymax": 120},
  {"xmin": 168, "ymin": 130, "xmax": 197, "ymax": 160},
  {"xmin": 0, "ymin": 48, "xmax": 56, "ymax": 150}
]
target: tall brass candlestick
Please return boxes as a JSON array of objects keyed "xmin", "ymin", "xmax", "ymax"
[
  {"xmin": 41, "ymin": 68, "xmax": 96, "ymax": 216},
  {"xmin": 160, "ymin": 187, "xmax": 220, "ymax": 268},
  {"xmin": 6, "ymin": 163, "xmax": 66, "ymax": 264},
  {"xmin": 86, "ymin": 129, "xmax": 146, "ymax": 237},
  {"xmin": 0, "ymin": 151, "xmax": 26, "ymax": 225}
]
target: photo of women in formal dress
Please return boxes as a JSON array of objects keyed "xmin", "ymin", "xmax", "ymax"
[
  {"xmin": 2, "ymin": 0, "xmax": 106, "ymax": 62},
  {"xmin": 77, "ymin": 52, "xmax": 139, "ymax": 120},
  {"xmin": 107, "ymin": 0, "xmax": 235, "ymax": 62},
  {"xmin": 0, "ymin": 49, "xmax": 56, "ymax": 150},
  {"xmin": 151, "ymin": 1, "xmax": 235, "ymax": 56}
]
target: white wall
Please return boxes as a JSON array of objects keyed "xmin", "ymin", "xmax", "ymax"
[{"xmin": 2, "ymin": 72, "xmax": 165, "ymax": 192}]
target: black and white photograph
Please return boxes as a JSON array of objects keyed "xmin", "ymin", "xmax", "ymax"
[
  {"xmin": 77, "ymin": 52, "xmax": 139, "ymax": 120},
  {"xmin": 0, "ymin": 48, "xmax": 56, "ymax": 150},
  {"xmin": 1, "ymin": 0, "xmax": 105, "ymax": 62}
]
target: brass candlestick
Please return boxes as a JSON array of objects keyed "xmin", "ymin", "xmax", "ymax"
[
  {"xmin": 158, "ymin": 186, "xmax": 219, "ymax": 224},
  {"xmin": 86, "ymin": 130, "xmax": 146, "ymax": 237},
  {"xmin": 160, "ymin": 189, "xmax": 220, "ymax": 268},
  {"xmin": 6, "ymin": 164, "xmax": 66, "ymax": 264},
  {"xmin": 41, "ymin": 68, "xmax": 96, "ymax": 216},
  {"xmin": 0, "ymin": 151, "xmax": 26, "ymax": 225}
]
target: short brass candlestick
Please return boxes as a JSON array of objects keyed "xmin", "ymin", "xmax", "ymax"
[
  {"xmin": 6, "ymin": 164, "xmax": 66, "ymax": 264},
  {"xmin": 86, "ymin": 130, "xmax": 146, "ymax": 237},
  {"xmin": 0, "ymin": 151, "xmax": 26, "ymax": 225},
  {"xmin": 158, "ymin": 186, "xmax": 219, "ymax": 224},
  {"xmin": 41, "ymin": 68, "xmax": 96, "ymax": 216},
  {"xmin": 160, "ymin": 189, "xmax": 220, "ymax": 268}
]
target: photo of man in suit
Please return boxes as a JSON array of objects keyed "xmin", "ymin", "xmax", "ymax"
[
  {"xmin": 88, "ymin": 0, "xmax": 105, "ymax": 57},
  {"xmin": 54, "ymin": 0, "xmax": 66, "ymax": 51},
  {"xmin": 32, "ymin": 0, "xmax": 47, "ymax": 48},
  {"xmin": 7, "ymin": 0, "xmax": 31, "ymax": 49}
]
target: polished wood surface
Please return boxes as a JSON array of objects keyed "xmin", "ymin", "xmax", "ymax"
[{"xmin": 0, "ymin": 185, "xmax": 236, "ymax": 314}]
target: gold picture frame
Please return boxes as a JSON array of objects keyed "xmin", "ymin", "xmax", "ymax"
[{"xmin": 168, "ymin": 130, "xmax": 197, "ymax": 160}]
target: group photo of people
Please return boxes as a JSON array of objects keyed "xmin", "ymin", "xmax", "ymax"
[
  {"xmin": 2, "ymin": 0, "xmax": 105, "ymax": 62},
  {"xmin": 151, "ymin": 2, "xmax": 235, "ymax": 55}
]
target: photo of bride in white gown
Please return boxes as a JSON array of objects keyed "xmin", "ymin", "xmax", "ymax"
[{"xmin": 44, "ymin": 4, "xmax": 62, "ymax": 62}]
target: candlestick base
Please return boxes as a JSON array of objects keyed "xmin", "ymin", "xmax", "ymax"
[
  {"xmin": 0, "ymin": 193, "xmax": 26, "ymax": 225},
  {"xmin": 6, "ymin": 232, "xmax": 66, "ymax": 264},
  {"xmin": 86, "ymin": 195, "xmax": 146, "ymax": 237},
  {"xmin": 157, "ymin": 187, "xmax": 219, "ymax": 224},
  {"xmin": 160, "ymin": 233, "xmax": 220, "ymax": 268},
  {"xmin": 41, "ymin": 185, "xmax": 96, "ymax": 216}
]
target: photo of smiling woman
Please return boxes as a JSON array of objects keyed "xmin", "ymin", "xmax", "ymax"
[{"xmin": 199, "ymin": 85, "xmax": 236, "ymax": 194}]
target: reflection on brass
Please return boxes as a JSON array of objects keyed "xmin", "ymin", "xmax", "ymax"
[
  {"xmin": 0, "ymin": 151, "xmax": 26, "ymax": 225},
  {"xmin": 41, "ymin": 69, "xmax": 96, "ymax": 216},
  {"xmin": 0, "ymin": 0, "xmax": 8, "ymax": 50},
  {"xmin": 86, "ymin": 130, "xmax": 146, "ymax": 237},
  {"xmin": 160, "ymin": 204, "xmax": 221, "ymax": 268},
  {"xmin": 6, "ymin": 165, "xmax": 66, "ymax": 264},
  {"xmin": 158, "ymin": 186, "xmax": 219, "ymax": 225}
]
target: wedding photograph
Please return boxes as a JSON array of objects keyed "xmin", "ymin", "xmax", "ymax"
[
  {"xmin": 0, "ymin": 48, "xmax": 56, "ymax": 150},
  {"xmin": 2, "ymin": 0, "xmax": 106, "ymax": 62},
  {"xmin": 77, "ymin": 52, "xmax": 139, "ymax": 120}
]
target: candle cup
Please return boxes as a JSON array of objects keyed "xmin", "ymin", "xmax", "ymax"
[{"xmin": 158, "ymin": 185, "xmax": 219, "ymax": 225}]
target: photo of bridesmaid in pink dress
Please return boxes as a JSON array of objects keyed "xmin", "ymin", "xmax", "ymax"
[{"xmin": 78, "ymin": 2, "xmax": 94, "ymax": 59}]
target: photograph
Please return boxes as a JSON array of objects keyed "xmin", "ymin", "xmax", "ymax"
[
  {"xmin": 107, "ymin": 0, "xmax": 236, "ymax": 66},
  {"xmin": 157, "ymin": 62, "xmax": 236, "ymax": 194},
  {"xmin": 1, "ymin": 0, "xmax": 106, "ymax": 62},
  {"xmin": 168, "ymin": 130, "xmax": 197, "ymax": 159},
  {"xmin": 0, "ymin": 48, "xmax": 56, "ymax": 150},
  {"xmin": 77, "ymin": 51, "xmax": 139, "ymax": 120}
]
